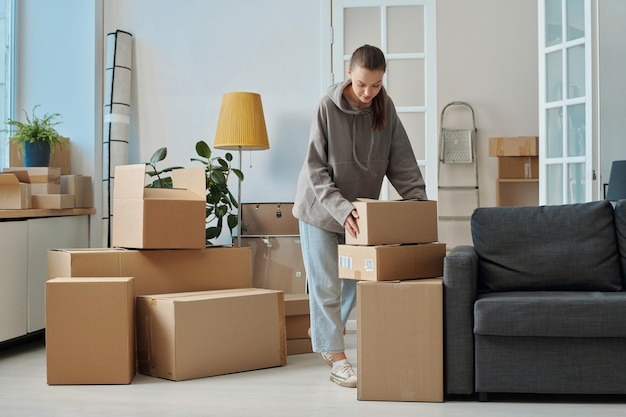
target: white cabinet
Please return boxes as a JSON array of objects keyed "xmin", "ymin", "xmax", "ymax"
[
  {"xmin": 0, "ymin": 221, "xmax": 28, "ymax": 342},
  {"xmin": 0, "ymin": 215, "xmax": 90, "ymax": 343},
  {"xmin": 28, "ymin": 216, "xmax": 89, "ymax": 332}
]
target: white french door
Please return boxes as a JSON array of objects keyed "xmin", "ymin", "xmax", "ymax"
[
  {"xmin": 326, "ymin": 0, "xmax": 438, "ymax": 200},
  {"xmin": 538, "ymin": 0, "xmax": 593, "ymax": 205}
]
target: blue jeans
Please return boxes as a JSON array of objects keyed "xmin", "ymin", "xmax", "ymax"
[{"xmin": 299, "ymin": 220, "xmax": 357, "ymax": 353}]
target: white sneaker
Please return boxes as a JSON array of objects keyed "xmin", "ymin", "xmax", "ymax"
[
  {"xmin": 330, "ymin": 361, "xmax": 357, "ymax": 388},
  {"xmin": 321, "ymin": 352, "xmax": 334, "ymax": 367}
]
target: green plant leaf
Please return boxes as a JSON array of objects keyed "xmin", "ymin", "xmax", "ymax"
[
  {"xmin": 150, "ymin": 147, "xmax": 168, "ymax": 164},
  {"xmin": 196, "ymin": 140, "xmax": 212, "ymax": 159},
  {"xmin": 232, "ymin": 168, "xmax": 244, "ymax": 182}
]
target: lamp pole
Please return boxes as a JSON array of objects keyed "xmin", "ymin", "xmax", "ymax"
[{"xmin": 236, "ymin": 146, "xmax": 243, "ymax": 248}]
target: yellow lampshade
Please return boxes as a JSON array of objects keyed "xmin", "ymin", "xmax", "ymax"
[{"xmin": 213, "ymin": 92, "xmax": 269, "ymax": 151}]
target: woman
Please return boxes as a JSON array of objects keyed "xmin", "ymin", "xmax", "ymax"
[{"xmin": 292, "ymin": 45, "xmax": 427, "ymax": 388}]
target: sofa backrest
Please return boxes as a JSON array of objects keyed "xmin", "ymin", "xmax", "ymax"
[
  {"xmin": 615, "ymin": 200, "xmax": 626, "ymax": 287},
  {"xmin": 471, "ymin": 200, "xmax": 622, "ymax": 292}
]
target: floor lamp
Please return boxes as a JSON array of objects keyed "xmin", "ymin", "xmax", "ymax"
[{"xmin": 213, "ymin": 92, "xmax": 269, "ymax": 247}]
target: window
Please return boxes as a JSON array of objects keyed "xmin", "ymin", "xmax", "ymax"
[{"xmin": 0, "ymin": 0, "xmax": 13, "ymax": 168}]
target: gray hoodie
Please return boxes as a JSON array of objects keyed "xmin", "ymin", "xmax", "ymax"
[{"xmin": 292, "ymin": 79, "xmax": 427, "ymax": 234}]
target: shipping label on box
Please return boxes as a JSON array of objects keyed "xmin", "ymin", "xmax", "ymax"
[
  {"xmin": 46, "ymin": 277, "xmax": 135, "ymax": 385},
  {"xmin": 10, "ymin": 137, "xmax": 70, "ymax": 175},
  {"xmin": 357, "ymin": 279, "xmax": 443, "ymax": 402},
  {"xmin": 136, "ymin": 288, "xmax": 287, "ymax": 381},
  {"xmin": 338, "ymin": 243, "xmax": 445, "ymax": 281},
  {"xmin": 346, "ymin": 199, "xmax": 438, "ymax": 246},
  {"xmin": 489, "ymin": 136, "xmax": 538, "ymax": 157},
  {"xmin": 241, "ymin": 236, "xmax": 306, "ymax": 293},
  {"xmin": 48, "ymin": 246, "xmax": 253, "ymax": 296},
  {"xmin": 0, "ymin": 171, "xmax": 31, "ymax": 209},
  {"xmin": 112, "ymin": 164, "xmax": 206, "ymax": 249},
  {"xmin": 241, "ymin": 203, "xmax": 299, "ymax": 236}
]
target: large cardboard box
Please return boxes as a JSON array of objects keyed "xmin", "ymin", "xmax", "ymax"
[
  {"xmin": 287, "ymin": 339, "xmax": 313, "ymax": 355},
  {"xmin": 46, "ymin": 277, "xmax": 135, "ymax": 385},
  {"xmin": 338, "ymin": 243, "xmax": 445, "ymax": 281},
  {"xmin": 10, "ymin": 137, "xmax": 70, "ymax": 175},
  {"xmin": 112, "ymin": 164, "xmax": 206, "ymax": 249},
  {"xmin": 241, "ymin": 202, "xmax": 299, "ymax": 236},
  {"xmin": 241, "ymin": 236, "xmax": 307, "ymax": 293},
  {"xmin": 346, "ymin": 199, "xmax": 438, "ymax": 246},
  {"xmin": 47, "ymin": 246, "xmax": 252, "ymax": 296},
  {"xmin": 284, "ymin": 293, "xmax": 310, "ymax": 339},
  {"xmin": 489, "ymin": 136, "xmax": 538, "ymax": 157},
  {"xmin": 0, "ymin": 171, "xmax": 31, "ymax": 209},
  {"xmin": 31, "ymin": 194, "xmax": 74, "ymax": 209},
  {"xmin": 357, "ymin": 279, "xmax": 443, "ymax": 402},
  {"xmin": 3, "ymin": 167, "xmax": 61, "ymax": 194},
  {"xmin": 498, "ymin": 156, "xmax": 539, "ymax": 179},
  {"xmin": 136, "ymin": 288, "xmax": 287, "ymax": 381},
  {"xmin": 61, "ymin": 175, "xmax": 93, "ymax": 208}
]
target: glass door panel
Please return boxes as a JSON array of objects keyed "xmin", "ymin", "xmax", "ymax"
[
  {"xmin": 567, "ymin": 45, "xmax": 585, "ymax": 98},
  {"xmin": 567, "ymin": 103, "xmax": 585, "ymax": 157},
  {"xmin": 546, "ymin": 51, "xmax": 562, "ymax": 101},
  {"xmin": 546, "ymin": 164, "xmax": 563, "ymax": 205}
]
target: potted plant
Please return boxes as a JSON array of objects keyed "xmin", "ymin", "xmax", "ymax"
[
  {"xmin": 6, "ymin": 105, "xmax": 64, "ymax": 167},
  {"xmin": 145, "ymin": 140, "xmax": 243, "ymax": 243}
]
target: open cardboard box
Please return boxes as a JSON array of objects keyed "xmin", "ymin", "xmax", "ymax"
[
  {"xmin": 112, "ymin": 164, "xmax": 206, "ymax": 249},
  {"xmin": 0, "ymin": 170, "xmax": 31, "ymax": 209}
]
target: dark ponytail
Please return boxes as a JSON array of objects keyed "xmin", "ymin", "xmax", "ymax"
[{"xmin": 349, "ymin": 45, "xmax": 387, "ymax": 131}]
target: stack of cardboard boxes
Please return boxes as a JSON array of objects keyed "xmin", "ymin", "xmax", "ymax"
[
  {"xmin": 45, "ymin": 164, "xmax": 287, "ymax": 385},
  {"xmin": 338, "ymin": 199, "xmax": 445, "ymax": 402},
  {"xmin": 0, "ymin": 139, "xmax": 93, "ymax": 210}
]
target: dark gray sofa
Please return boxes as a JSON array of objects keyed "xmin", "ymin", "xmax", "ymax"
[{"xmin": 443, "ymin": 200, "xmax": 626, "ymax": 399}]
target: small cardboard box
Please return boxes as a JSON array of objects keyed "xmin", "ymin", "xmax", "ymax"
[
  {"xmin": 489, "ymin": 136, "xmax": 538, "ymax": 157},
  {"xmin": 45, "ymin": 277, "xmax": 135, "ymax": 385},
  {"xmin": 48, "ymin": 246, "xmax": 252, "ymax": 296},
  {"xmin": 61, "ymin": 175, "xmax": 93, "ymax": 208},
  {"xmin": 287, "ymin": 338, "xmax": 313, "ymax": 355},
  {"xmin": 498, "ymin": 156, "xmax": 539, "ymax": 179},
  {"xmin": 338, "ymin": 243, "xmax": 445, "ymax": 281},
  {"xmin": 0, "ymin": 171, "xmax": 31, "ymax": 209},
  {"xmin": 241, "ymin": 203, "xmax": 299, "ymax": 236},
  {"xmin": 10, "ymin": 137, "xmax": 70, "ymax": 175},
  {"xmin": 357, "ymin": 279, "xmax": 443, "ymax": 402},
  {"xmin": 285, "ymin": 294, "xmax": 311, "ymax": 339},
  {"xmin": 32, "ymin": 194, "xmax": 74, "ymax": 209},
  {"xmin": 241, "ymin": 236, "xmax": 307, "ymax": 293},
  {"xmin": 3, "ymin": 167, "xmax": 61, "ymax": 194},
  {"xmin": 136, "ymin": 288, "xmax": 287, "ymax": 381},
  {"xmin": 346, "ymin": 199, "xmax": 438, "ymax": 246},
  {"xmin": 112, "ymin": 164, "xmax": 206, "ymax": 249}
]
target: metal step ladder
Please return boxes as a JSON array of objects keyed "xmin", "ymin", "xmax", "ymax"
[{"xmin": 438, "ymin": 101, "xmax": 479, "ymax": 223}]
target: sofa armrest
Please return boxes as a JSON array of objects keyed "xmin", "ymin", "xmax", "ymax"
[{"xmin": 443, "ymin": 245, "xmax": 478, "ymax": 395}]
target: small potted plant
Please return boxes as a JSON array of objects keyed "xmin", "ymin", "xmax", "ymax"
[{"xmin": 6, "ymin": 105, "xmax": 64, "ymax": 167}]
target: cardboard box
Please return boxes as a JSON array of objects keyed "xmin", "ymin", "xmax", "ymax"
[
  {"xmin": 241, "ymin": 236, "xmax": 307, "ymax": 293},
  {"xmin": 47, "ymin": 246, "xmax": 252, "ymax": 296},
  {"xmin": 345, "ymin": 199, "xmax": 438, "ymax": 245},
  {"xmin": 0, "ymin": 171, "xmax": 31, "ymax": 209},
  {"xmin": 357, "ymin": 279, "xmax": 443, "ymax": 402},
  {"xmin": 32, "ymin": 194, "xmax": 74, "ymax": 209},
  {"xmin": 136, "ymin": 288, "xmax": 287, "ymax": 381},
  {"xmin": 489, "ymin": 136, "xmax": 538, "ymax": 157},
  {"xmin": 61, "ymin": 175, "xmax": 93, "ymax": 208},
  {"xmin": 10, "ymin": 137, "xmax": 70, "ymax": 175},
  {"xmin": 284, "ymin": 293, "xmax": 309, "ymax": 316},
  {"xmin": 286, "ymin": 315, "xmax": 310, "ymax": 339},
  {"xmin": 45, "ymin": 277, "xmax": 135, "ymax": 385},
  {"xmin": 241, "ymin": 203, "xmax": 299, "ymax": 235},
  {"xmin": 338, "ymin": 243, "xmax": 445, "ymax": 281},
  {"xmin": 3, "ymin": 167, "xmax": 61, "ymax": 194},
  {"xmin": 498, "ymin": 156, "xmax": 539, "ymax": 179},
  {"xmin": 112, "ymin": 164, "xmax": 206, "ymax": 249},
  {"xmin": 287, "ymin": 338, "xmax": 313, "ymax": 355}
]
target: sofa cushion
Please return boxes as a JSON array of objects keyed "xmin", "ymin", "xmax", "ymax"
[
  {"xmin": 474, "ymin": 291, "xmax": 626, "ymax": 337},
  {"xmin": 615, "ymin": 200, "xmax": 626, "ymax": 287},
  {"xmin": 472, "ymin": 201, "xmax": 622, "ymax": 291}
]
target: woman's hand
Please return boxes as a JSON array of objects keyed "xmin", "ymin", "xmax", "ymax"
[{"xmin": 344, "ymin": 209, "xmax": 360, "ymax": 239}]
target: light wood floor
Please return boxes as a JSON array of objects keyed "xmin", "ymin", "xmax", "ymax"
[{"xmin": 1, "ymin": 333, "xmax": 626, "ymax": 417}]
